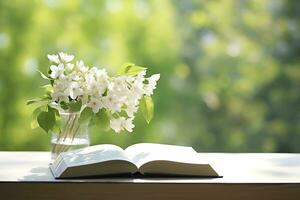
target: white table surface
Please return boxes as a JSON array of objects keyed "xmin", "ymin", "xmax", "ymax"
[{"xmin": 0, "ymin": 152, "xmax": 299, "ymax": 183}]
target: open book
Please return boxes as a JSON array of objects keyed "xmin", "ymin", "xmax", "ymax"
[{"xmin": 50, "ymin": 143, "xmax": 219, "ymax": 178}]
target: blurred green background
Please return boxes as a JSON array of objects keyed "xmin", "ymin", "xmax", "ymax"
[{"xmin": 0, "ymin": 0, "xmax": 299, "ymax": 152}]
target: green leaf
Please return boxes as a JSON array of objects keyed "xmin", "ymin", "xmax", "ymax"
[
  {"xmin": 44, "ymin": 92, "xmax": 52, "ymax": 100},
  {"xmin": 30, "ymin": 119, "xmax": 39, "ymax": 129},
  {"xmin": 42, "ymin": 84, "xmax": 53, "ymax": 97},
  {"xmin": 37, "ymin": 70, "xmax": 51, "ymax": 80},
  {"xmin": 37, "ymin": 106, "xmax": 55, "ymax": 133},
  {"xmin": 31, "ymin": 107, "xmax": 42, "ymax": 129},
  {"xmin": 27, "ymin": 98, "xmax": 42, "ymax": 105},
  {"xmin": 41, "ymin": 84, "xmax": 52, "ymax": 88},
  {"xmin": 79, "ymin": 107, "xmax": 94, "ymax": 124},
  {"xmin": 69, "ymin": 100, "xmax": 82, "ymax": 112},
  {"xmin": 60, "ymin": 101, "xmax": 69, "ymax": 110},
  {"xmin": 52, "ymin": 106, "xmax": 60, "ymax": 116},
  {"xmin": 140, "ymin": 96, "xmax": 154, "ymax": 124},
  {"xmin": 26, "ymin": 98, "xmax": 49, "ymax": 109},
  {"xmin": 119, "ymin": 63, "xmax": 146, "ymax": 76}
]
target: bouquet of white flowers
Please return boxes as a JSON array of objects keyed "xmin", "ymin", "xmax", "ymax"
[
  {"xmin": 28, "ymin": 52, "xmax": 160, "ymax": 133},
  {"xmin": 27, "ymin": 52, "xmax": 160, "ymax": 159}
]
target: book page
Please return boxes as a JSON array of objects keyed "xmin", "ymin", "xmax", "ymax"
[
  {"xmin": 125, "ymin": 143, "xmax": 201, "ymax": 168},
  {"xmin": 61, "ymin": 144, "xmax": 130, "ymax": 167}
]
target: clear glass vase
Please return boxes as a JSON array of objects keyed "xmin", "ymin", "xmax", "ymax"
[{"xmin": 51, "ymin": 111, "xmax": 90, "ymax": 163}]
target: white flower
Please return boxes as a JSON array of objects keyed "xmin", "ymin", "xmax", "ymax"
[
  {"xmin": 90, "ymin": 67, "xmax": 108, "ymax": 79},
  {"xmin": 78, "ymin": 94, "xmax": 89, "ymax": 105},
  {"xmin": 69, "ymin": 82, "xmax": 83, "ymax": 100},
  {"xmin": 110, "ymin": 117, "xmax": 124, "ymax": 133},
  {"xmin": 69, "ymin": 72, "xmax": 82, "ymax": 82},
  {"xmin": 110, "ymin": 117, "xmax": 135, "ymax": 133},
  {"xmin": 131, "ymin": 81, "xmax": 145, "ymax": 97},
  {"xmin": 102, "ymin": 93, "xmax": 122, "ymax": 113},
  {"xmin": 136, "ymin": 70, "xmax": 146, "ymax": 82},
  {"xmin": 123, "ymin": 118, "xmax": 135, "ymax": 132},
  {"xmin": 87, "ymin": 97, "xmax": 103, "ymax": 113},
  {"xmin": 125, "ymin": 103, "xmax": 138, "ymax": 117},
  {"xmin": 59, "ymin": 52, "xmax": 74, "ymax": 62},
  {"xmin": 47, "ymin": 54, "xmax": 60, "ymax": 64},
  {"xmin": 86, "ymin": 67, "xmax": 108, "ymax": 96},
  {"xmin": 150, "ymin": 74, "xmax": 160, "ymax": 82},
  {"xmin": 86, "ymin": 78, "xmax": 98, "ymax": 94},
  {"xmin": 86, "ymin": 75, "xmax": 99, "ymax": 96},
  {"xmin": 144, "ymin": 74, "xmax": 160, "ymax": 96},
  {"xmin": 50, "ymin": 63, "xmax": 64, "ymax": 79},
  {"xmin": 66, "ymin": 63, "xmax": 74, "ymax": 71},
  {"xmin": 51, "ymin": 74, "xmax": 73, "ymax": 102},
  {"xmin": 76, "ymin": 60, "xmax": 88, "ymax": 73},
  {"xmin": 112, "ymin": 76, "xmax": 129, "ymax": 91},
  {"xmin": 51, "ymin": 91, "xmax": 69, "ymax": 103}
]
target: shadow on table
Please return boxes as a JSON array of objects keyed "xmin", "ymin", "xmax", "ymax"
[
  {"xmin": 18, "ymin": 166, "xmax": 54, "ymax": 181},
  {"xmin": 258, "ymin": 155, "xmax": 300, "ymax": 178},
  {"xmin": 269, "ymin": 156, "xmax": 300, "ymax": 167}
]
